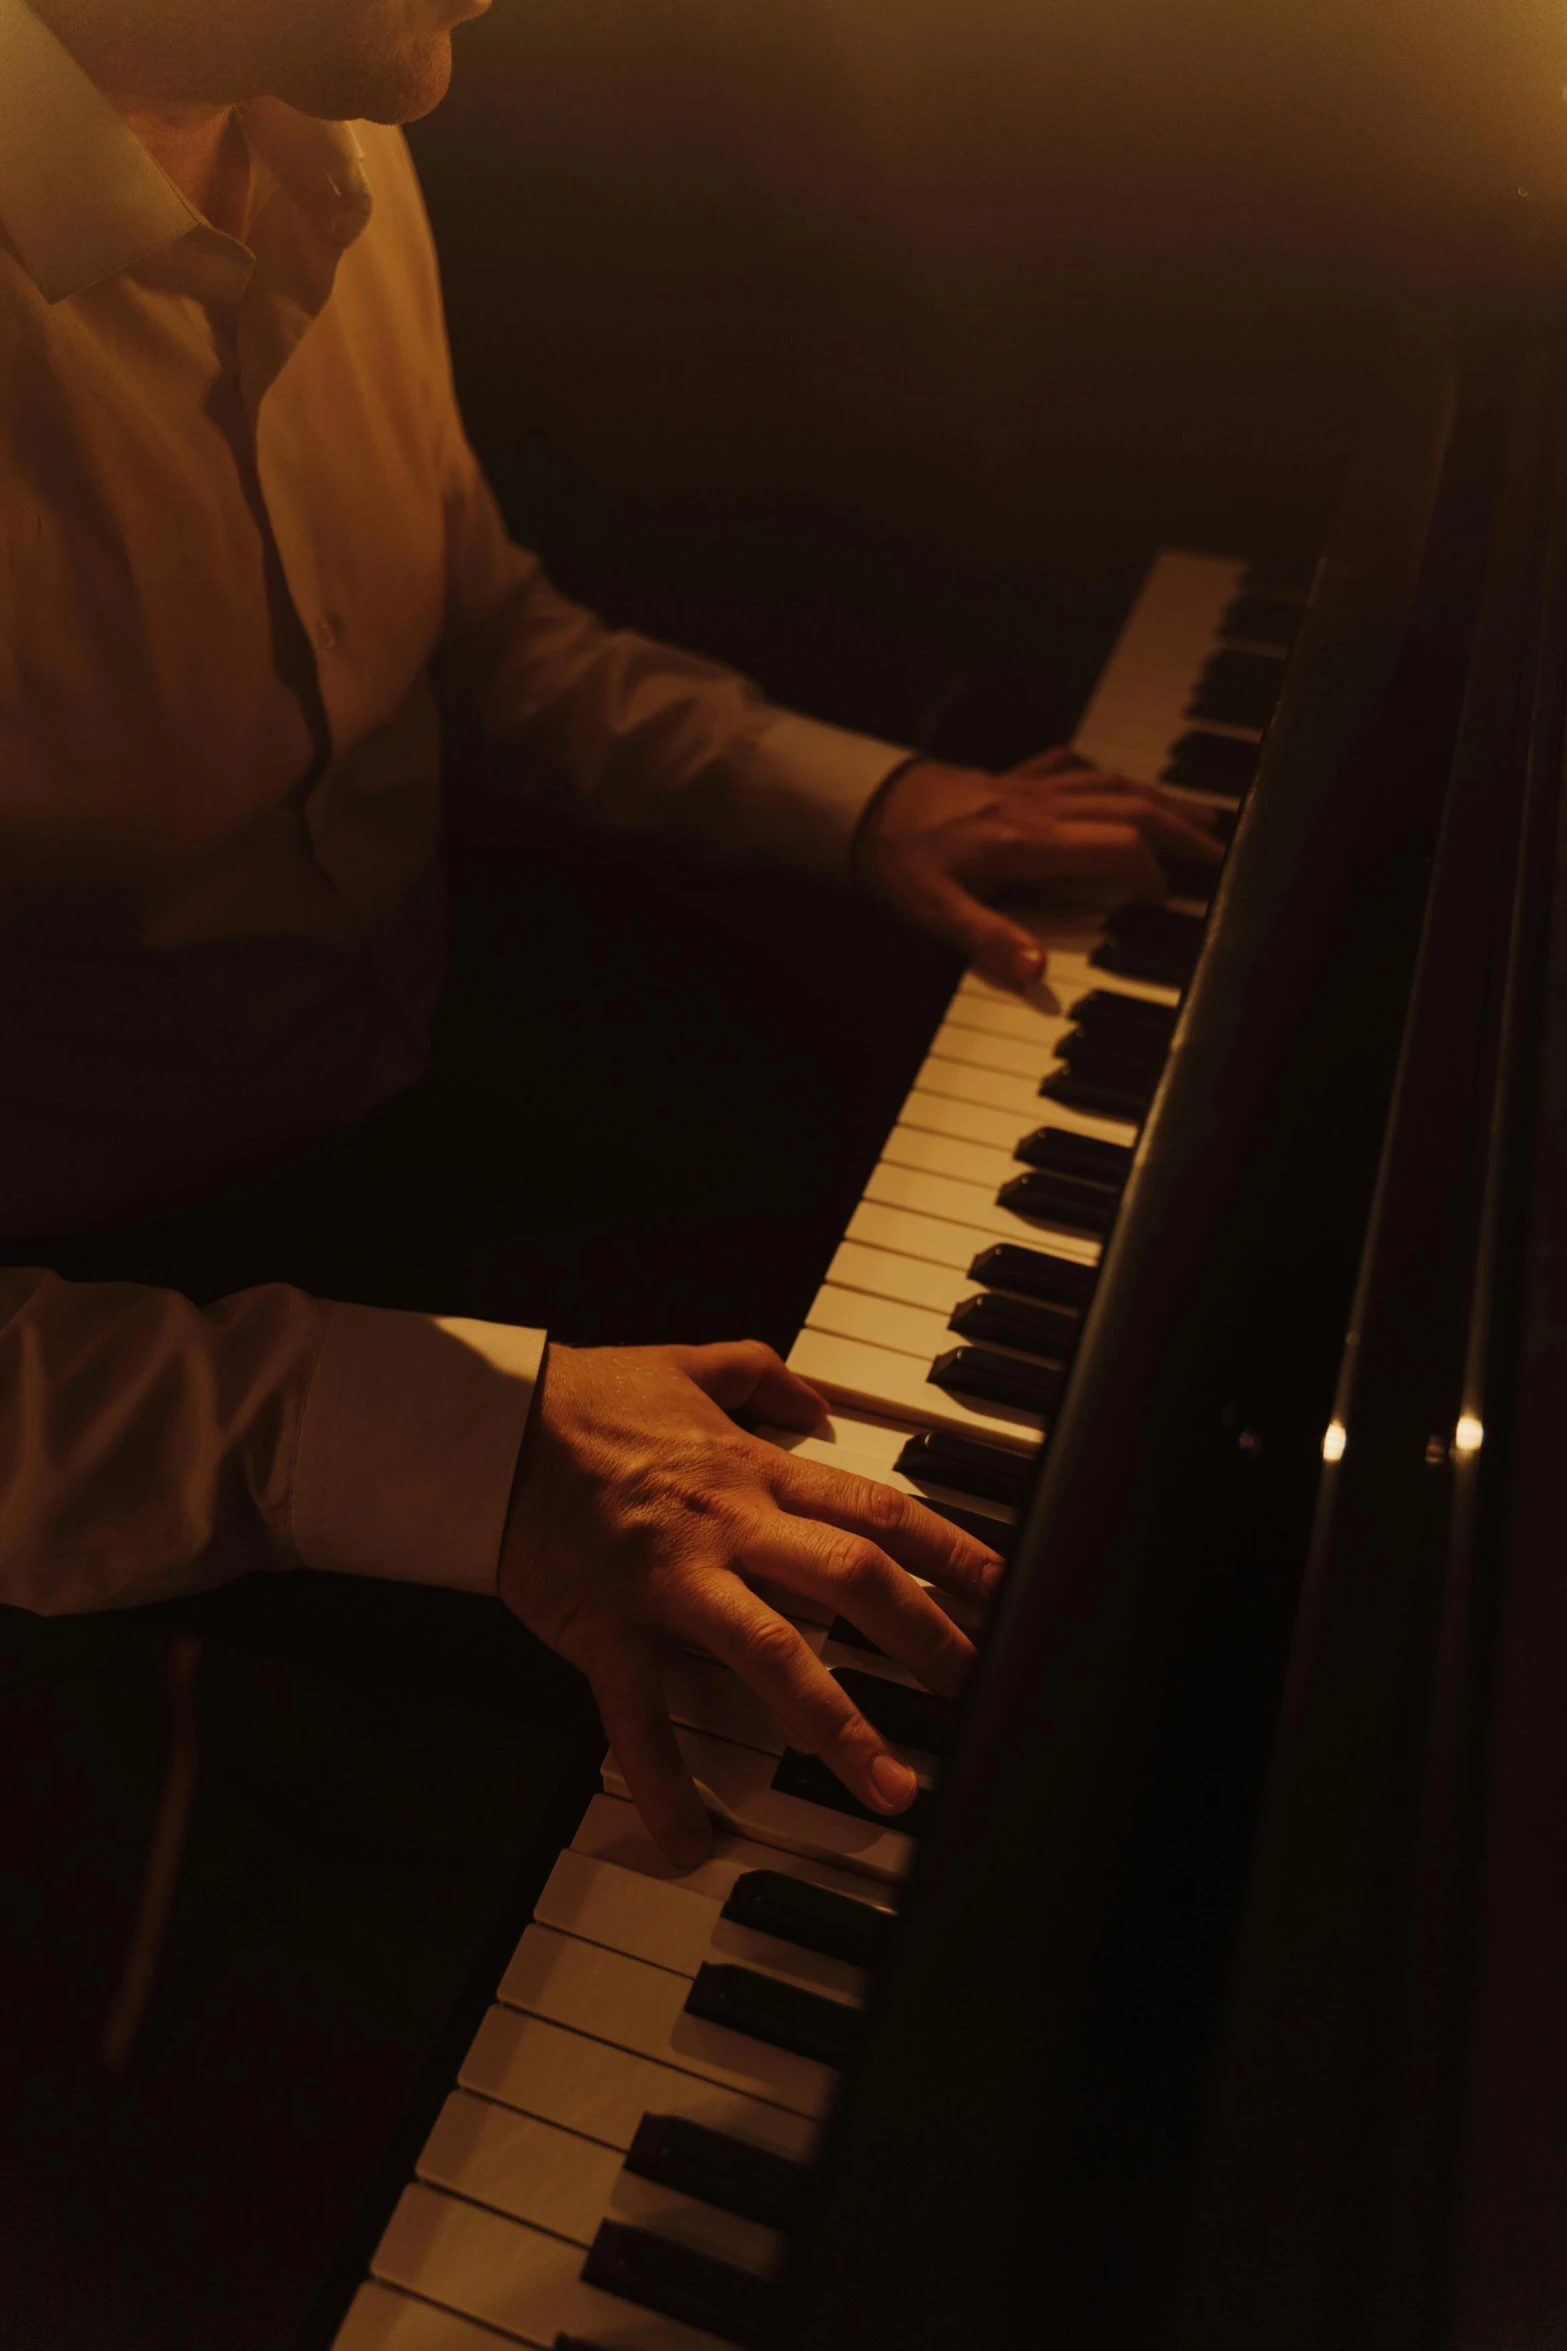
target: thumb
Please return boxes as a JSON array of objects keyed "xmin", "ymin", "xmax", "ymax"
[{"xmin": 919, "ymin": 872, "xmax": 1046, "ymax": 992}]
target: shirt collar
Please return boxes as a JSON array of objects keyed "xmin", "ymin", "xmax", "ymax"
[{"xmin": 0, "ymin": 0, "xmax": 372, "ymax": 304}]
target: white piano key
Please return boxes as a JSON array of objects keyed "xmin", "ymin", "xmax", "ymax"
[
  {"xmin": 890, "ymin": 1085, "xmax": 1041, "ymax": 1155},
  {"xmin": 498, "ymin": 1926, "xmax": 838, "ymax": 2119},
  {"xmin": 823, "ymin": 1238, "xmax": 981, "ymax": 1318},
  {"xmin": 788, "ymin": 1326, "xmax": 1046, "ymax": 1447},
  {"xmin": 928, "ymin": 1018, "xmax": 1061, "ymax": 1080},
  {"xmin": 458, "ymin": 2004, "xmax": 818, "ymax": 2164},
  {"xmin": 536, "ymin": 1849, "xmax": 870, "ymax": 2001},
  {"xmin": 802, "ymin": 1279, "xmax": 950, "ymax": 1363},
  {"xmin": 372, "ymin": 2183, "xmax": 729, "ymax": 2351},
  {"xmin": 912, "ymin": 1050, "xmax": 1060, "ymax": 1124},
  {"xmin": 570, "ymin": 1792, "xmax": 899, "ymax": 1910},
  {"xmin": 663, "ymin": 1654, "xmax": 791, "ymax": 1758},
  {"xmin": 956, "ymin": 968, "xmax": 1081, "ymax": 1018},
  {"xmin": 1073, "ymin": 550, "xmax": 1249, "ymax": 782},
  {"xmin": 1034, "ymin": 950, "xmax": 1180, "ymax": 1010},
  {"xmin": 878, "ymin": 1122, "xmax": 1027, "ymax": 1197},
  {"xmin": 334, "ymin": 2281, "xmax": 515, "ymax": 2351},
  {"xmin": 757, "ymin": 1415, "xmax": 1016, "ymax": 1529},
  {"xmin": 663, "ymin": 1652, "xmax": 938, "ymax": 1777},
  {"xmin": 604, "ymin": 1726, "xmax": 915, "ymax": 1884},
  {"xmin": 760, "ymin": 1412, "xmax": 917, "ymax": 1475},
  {"xmin": 844, "ymin": 1195, "xmax": 1063, "ymax": 1274},
  {"xmin": 416, "ymin": 2091, "xmax": 784, "ymax": 2276},
  {"xmin": 861, "ymin": 1158, "xmax": 1102, "ymax": 1255},
  {"xmin": 940, "ymin": 989, "xmax": 1075, "ymax": 1045}
]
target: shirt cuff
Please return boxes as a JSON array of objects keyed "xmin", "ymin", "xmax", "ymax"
[
  {"xmin": 288, "ymin": 1302, "xmax": 545, "ymax": 1595},
  {"xmin": 741, "ymin": 708, "xmax": 914, "ymax": 879}
]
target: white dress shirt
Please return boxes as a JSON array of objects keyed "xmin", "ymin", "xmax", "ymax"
[{"xmin": 0, "ymin": 0, "xmax": 909, "ymax": 1612}]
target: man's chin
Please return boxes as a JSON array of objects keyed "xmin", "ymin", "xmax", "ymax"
[
  {"xmin": 357, "ymin": 33, "xmax": 454, "ymax": 123},
  {"xmin": 295, "ymin": 32, "xmax": 454, "ymax": 126}
]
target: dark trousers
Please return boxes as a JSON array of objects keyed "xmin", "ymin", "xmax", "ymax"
[{"xmin": 0, "ymin": 801, "xmax": 953, "ymax": 2351}]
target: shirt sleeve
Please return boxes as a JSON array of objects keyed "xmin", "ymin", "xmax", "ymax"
[
  {"xmin": 0, "ymin": 1266, "xmax": 543, "ymax": 1615},
  {"xmin": 371, "ymin": 131, "xmax": 911, "ymax": 878}
]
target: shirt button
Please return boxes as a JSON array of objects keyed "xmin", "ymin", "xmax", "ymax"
[{"xmin": 315, "ymin": 615, "xmax": 342, "ymax": 653}]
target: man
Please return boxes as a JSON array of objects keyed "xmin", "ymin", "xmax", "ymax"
[{"xmin": 0, "ymin": 0, "xmax": 1217, "ymax": 1869}]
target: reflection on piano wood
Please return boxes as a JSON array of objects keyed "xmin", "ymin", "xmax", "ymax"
[{"xmin": 327, "ymin": 548, "xmax": 1301, "ymax": 2350}]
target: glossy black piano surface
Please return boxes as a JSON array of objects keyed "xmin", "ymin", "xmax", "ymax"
[{"xmin": 775, "ymin": 215, "xmax": 1567, "ymax": 2351}]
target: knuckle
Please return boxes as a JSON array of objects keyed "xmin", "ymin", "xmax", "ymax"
[
  {"xmin": 823, "ymin": 1530, "xmax": 886, "ymax": 1593},
  {"xmin": 854, "ymin": 1478, "xmax": 911, "ymax": 1539},
  {"xmin": 738, "ymin": 1610, "xmax": 806, "ymax": 1680}
]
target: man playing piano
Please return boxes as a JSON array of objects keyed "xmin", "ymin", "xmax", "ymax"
[{"xmin": 0, "ymin": 0, "xmax": 1219, "ymax": 1869}]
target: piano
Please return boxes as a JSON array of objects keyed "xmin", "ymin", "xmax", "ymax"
[{"xmin": 315, "ymin": 209, "xmax": 1567, "ymax": 2351}]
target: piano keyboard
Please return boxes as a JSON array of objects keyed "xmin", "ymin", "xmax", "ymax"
[{"xmin": 330, "ymin": 547, "xmax": 1301, "ymax": 2351}]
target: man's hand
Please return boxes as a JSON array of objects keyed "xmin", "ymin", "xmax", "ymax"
[
  {"xmin": 499, "ymin": 1339, "xmax": 1002, "ymax": 1868},
  {"xmin": 854, "ymin": 748, "xmax": 1223, "ymax": 990}
]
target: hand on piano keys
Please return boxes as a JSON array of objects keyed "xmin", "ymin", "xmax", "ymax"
[
  {"xmin": 852, "ymin": 742, "xmax": 1226, "ymax": 992},
  {"xmin": 497, "ymin": 1336, "xmax": 1006, "ymax": 1870}
]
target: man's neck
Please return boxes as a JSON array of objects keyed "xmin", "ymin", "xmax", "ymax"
[{"xmin": 113, "ymin": 98, "xmax": 253, "ymax": 240}]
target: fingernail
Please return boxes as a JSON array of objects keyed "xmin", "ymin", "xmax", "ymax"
[
  {"xmin": 868, "ymin": 1754, "xmax": 919, "ymax": 1812},
  {"xmin": 1013, "ymin": 946, "xmax": 1043, "ymax": 984}
]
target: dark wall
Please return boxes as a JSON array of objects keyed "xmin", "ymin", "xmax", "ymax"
[{"xmin": 407, "ymin": 0, "xmax": 1564, "ymax": 740}]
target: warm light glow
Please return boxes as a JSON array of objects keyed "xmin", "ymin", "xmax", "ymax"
[
  {"xmin": 1453, "ymin": 1413, "xmax": 1485, "ymax": 1456},
  {"xmin": 1322, "ymin": 1420, "xmax": 1347, "ymax": 1464}
]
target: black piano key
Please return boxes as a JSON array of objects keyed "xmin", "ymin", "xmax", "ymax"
[
  {"xmin": 582, "ymin": 2219, "xmax": 773, "ymax": 2348},
  {"xmin": 827, "ymin": 1613, "xmax": 882, "ymax": 1653},
  {"xmin": 1186, "ymin": 647, "xmax": 1285, "ymax": 732},
  {"xmin": 721, "ymin": 1867, "xmax": 892, "ymax": 1968},
  {"xmin": 772, "ymin": 1746, "xmax": 937, "ymax": 1835},
  {"xmin": 992, "ymin": 1163, "xmax": 1120, "ymax": 1232},
  {"xmin": 831, "ymin": 1668, "xmax": 954, "ymax": 1757},
  {"xmin": 1013, "ymin": 1123, "xmax": 1135, "ymax": 1183},
  {"xmin": 1090, "ymin": 902, "xmax": 1204, "ymax": 988},
  {"xmin": 1036, "ymin": 1061, "xmax": 1159, "ymax": 1123},
  {"xmin": 1159, "ymin": 729, "xmax": 1258, "ymax": 799},
  {"xmin": 1108, "ymin": 903, "xmax": 1205, "ymax": 959},
  {"xmin": 896, "ymin": 1426, "xmax": 1038, "ymax": 1505},
  {"xmin": 1089, "ymin": 939, "xmax": 1191, "ymax": 988},
  {"xmin": 554, "ymin": 2336, "xmax": 616, "ymax": 2351},
  {"xmin": 624, "ymin": 2112, "xmax": 810, "ymax": 2231},
  {"xmin": 929, "ymin": 1344, "xmax": 1062, "ymax": 1415},
  {"xmin": 1243, "ymin": 557, "xmax": 1313, "ymax": 596},
  {"xmin": 1221, "ymin": 592, "xmax": 1301, "ymax": 648},
  {"xmin": 950, "ymin": 1289, "xmax": 1078, "ymax": 1357},
  {"xmin": 1060, "ymin": 1020, "xmax": 1165, "ymax": 1079},
  {"xmin": 921, "ymin": 1497, "xmax": 1016, "ymax": 1555},
  {"xmin": 966, "ymin": 1243, "xmax": 1097, "ymax": 1313},
  {"xmin": 1163, "ymin": 850, "xmax": 1223, "ymax": 903},
  {"xmin": 686, "ymin": 1959, "xmax": 861, "ymax": 2069},
  {"xmin": 1067, "ymin": 991, "xmax": 1178, "ymax": 1050}
]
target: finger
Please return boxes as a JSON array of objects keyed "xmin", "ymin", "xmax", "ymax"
[
  {"xmin": 1007, "ymin": 746, "xmax": 1094, "ymax": 779},
  {"xmin": 1046, "ymin": 794, "xmax": 1223, "ymax": 865},
  {"xmin": 766, "ymin": 1454, "xmax": 1002, "ymax": 1607},
  {"xmin": 963, "ymin": 823, "xmax": 1170, "ymax": 907},
  {"xmin": 998, "ymin": 781, "xmax": 1223, "ymax": 863},
  {"xmin": 675, "ymin": 1338, "xmax": 828, "ymax": 1431},
  {"xmin": 738, "ymin": 1514, "xmax": 977, "ymax": 1697},
  {"xmin": 898, "ymin": 867, "xmax": 1050, "ymax": 992},
  {"xmin": 588, "ymin": 1639, "xmax": 715, "ymax": 1870},
  {"xmin": 692, "ymin": 1585, "xmax": 922, "ymax": 1817}
]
